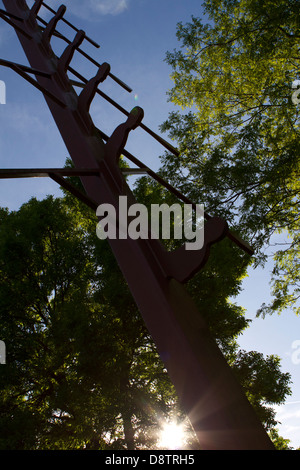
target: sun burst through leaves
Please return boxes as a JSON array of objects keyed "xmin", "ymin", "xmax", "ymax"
[{"xmin": 158, "ymin": 421, "xmax": 185, "ymax": 450}]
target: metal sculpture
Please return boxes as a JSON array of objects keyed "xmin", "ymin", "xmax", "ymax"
[{"xmin": 0, "ymin": 1, "xmax": 274, "ymax": 450}]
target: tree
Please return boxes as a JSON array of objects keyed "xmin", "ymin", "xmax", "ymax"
[
  {"xmin": 0, "ymin": 196, "xmax": 112, "ymax": 449},
  {"xmin": 161, "ymin": 0, "xmax": 300, "ymax": 316},
  {"xmin": 268, "ymin": 428, "xmax": 293, "ymax": 450}
]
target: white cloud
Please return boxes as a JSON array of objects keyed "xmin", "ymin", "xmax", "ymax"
[
  {"xmin": 44, "ymin": 0, "xmax": 129, "ymax": 19},
  {"xmin": 89, "ymin": 0, "xmax": 129, "ymax": 16},
  {"xmin": 273, "ymin": 402, "xmax": 300, "ymax": 448}
]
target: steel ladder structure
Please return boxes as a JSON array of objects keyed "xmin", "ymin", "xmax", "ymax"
[{"xmin": 0, "ymin": 1, "xmax": 274, "ymax": 450}]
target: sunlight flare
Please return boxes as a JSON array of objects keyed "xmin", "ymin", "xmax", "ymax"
[{"xmin": 158, "ymin": 422, "xmax": 185, "ymax": 450}]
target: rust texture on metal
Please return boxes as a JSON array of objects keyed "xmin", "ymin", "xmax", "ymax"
[{"xmin": 0, "ymin": 0, "xmax": 274, "ymax": 449}]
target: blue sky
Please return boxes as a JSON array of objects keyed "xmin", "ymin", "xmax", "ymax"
[{"xmin": 0, "ymin": 0, "xmax": 299, "ymax": 449}]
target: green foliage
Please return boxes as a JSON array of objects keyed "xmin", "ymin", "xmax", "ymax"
[
  {"xmin": 268, "ymin": 428, "xmax": 293, "ymax": 450},
  {"xmin": 162, "ymin": 0, "xmax": 300, "ymax": 315},
  {"xmin": 0, "ymin": 196, "xmax": 176, "ymax": 449},
  {"xmin": 231, "ymin": 350, "xmax": 291, "ymax": 429}
]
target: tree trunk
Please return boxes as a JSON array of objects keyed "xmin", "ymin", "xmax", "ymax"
[{"xmin": 122, "ymin": 412, "xmax": 135, "ymax": 450}]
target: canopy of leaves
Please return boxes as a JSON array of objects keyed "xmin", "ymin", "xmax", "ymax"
[{"xmin": 0, "ymin": 196, "xmax": 177, "ymax": 450}]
